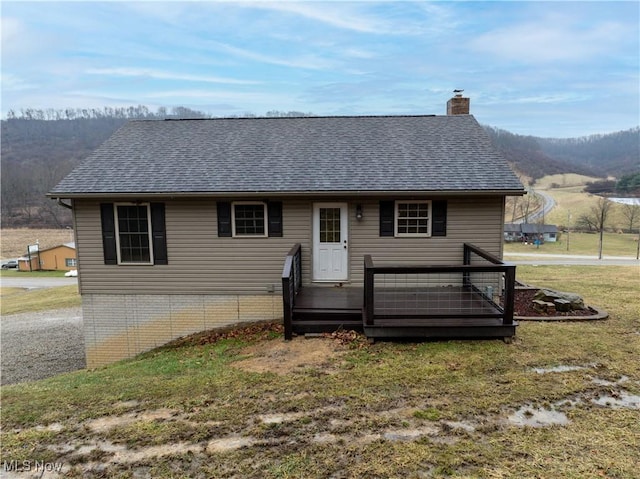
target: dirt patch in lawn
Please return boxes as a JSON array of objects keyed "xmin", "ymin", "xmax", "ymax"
[
  {"xmin": 233, "ymin": 337, "xmax": 349, "ymax": 375},
  {"xmin": 10, "ymin": 373, "xmax": 639, "ymax": 478}
]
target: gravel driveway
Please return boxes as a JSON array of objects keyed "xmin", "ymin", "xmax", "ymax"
[{"xmin": 1, "ymin": 307, "xmax": 85, "ymax": 385}]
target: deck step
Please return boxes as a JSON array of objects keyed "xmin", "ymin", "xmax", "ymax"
[
  {"xmin": 293, "ymin": 308, "xmax": 362, "ymax": 322},
  {"xmin": 364, "ymin": 323, "xmax": 517, "ymax": 338}
]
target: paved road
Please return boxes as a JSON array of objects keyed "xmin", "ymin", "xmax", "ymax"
[
  {"xmin": 504, "ymin": 252, "xmax": 640, "ymax": 266},
  {"xmin": 527, "ymin": 190, "xmax": 556, "ymax": 223},
  {"xmin": 1, "ymin": 277, "xmax": 78, "ymax": 289},
  {"xmin": 511, "ymin": 190, "xmax": 557, "ymax": 224}
]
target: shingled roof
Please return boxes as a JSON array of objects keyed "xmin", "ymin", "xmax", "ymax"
[{"xmin": 49, "ymin": 114, "xmax": 525, "ymax": 197}]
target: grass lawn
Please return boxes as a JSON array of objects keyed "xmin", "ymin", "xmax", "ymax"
[
  {"xmin": 0, "ymin": 285, "xmax": 80, "ymax": 315},
  {"xmin": 0, "ymin": 269, "xmax": 68, "ymax": 278},
  {"xmin": 1, "ymin": 266, "xmax": 638, "ymax": 478}
]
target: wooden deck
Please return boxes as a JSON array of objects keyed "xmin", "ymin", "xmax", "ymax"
[
  {"xmin": 291, "ymin": 286, "xmax": 517, "ymax": 339},
  {"xmin": 291, "ymin": 287, "xmax": 363, "ymax": 334},
  {"xmin": 282, "ymin": 243, "xmax": 517, "ymax": 340}
]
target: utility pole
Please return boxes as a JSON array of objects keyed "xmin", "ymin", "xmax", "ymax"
[{"xmin": 566, "ymin": 210, "xmax": 571, "ymax": 252}]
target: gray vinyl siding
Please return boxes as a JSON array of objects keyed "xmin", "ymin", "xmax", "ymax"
[
  {"xmin": 348, "ymin": 197, "xmax": 505, "ymax": 284},
  {"xmin": 73, "ymin": 196, "xmax": 505, "ymax": 295},
  {"xmin": 74, "ymin": 199, "xmax": 311, "ymax": 295}
]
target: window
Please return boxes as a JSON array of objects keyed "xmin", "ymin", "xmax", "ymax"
[
  {"xmin": 100, "ymin": 203, "xmax": 167, "ymax": 265},
  {"xmin": 395, "ymin": 201, "xmax": 431, "ymax": 236},
  {"xmin": 232, "ymin": 202, "xmax": 267, "ymax": 237},
  {"xmin": 65, "ymin": 258, "xmax": 77, "ymax": 267},
  {"xmin": 319, "ymin": 207, "xmax": 341, "ymax": 243},
  {"xmin": 217, "ymin": 201, "xmax": 282, "ymax": 238},
  {"xmin": 115, "ymin": 204, "xmax": 153, "ymax": 263}
]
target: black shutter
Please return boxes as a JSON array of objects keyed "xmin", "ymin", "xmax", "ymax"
[
  {"xmin": 150, "ymin": 203, "xmax": 168, "ymax": 265},
  {"xmin": 268, "ymin": 201, "xmax": 283, "ymax": 237},
  {"xmin": 432, "ymin": 200, "xmax": 447, "ymax": 236},
  {"xmin": 100, "ymin": 203, "xmax": 118, "ymax": 265},
  {"xmin": 379, "ymin": 201, "xmax": 395, "ymax": 237},
  {"xmin": 217, "ymin": 201, "xmax": 232, "ymax": 237}
]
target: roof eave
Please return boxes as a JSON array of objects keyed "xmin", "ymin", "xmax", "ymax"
[{"xmin": 48, "ymin": 188, "xmax": 527, "ymax": 200}]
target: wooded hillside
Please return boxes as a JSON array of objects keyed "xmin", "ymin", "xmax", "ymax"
[
  {"xmin": 538, "ymin": 128, "xmax": 640, "ymax": 176},
  {"xmin": 483, "ymin": 126, "xmax": 640, "ymax": 180},
  {"xmin": 1, "ymin": 107, "xmax": 638, "ymax": 228}
]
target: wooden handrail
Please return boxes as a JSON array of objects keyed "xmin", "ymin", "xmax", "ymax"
[
  {"xmin": 363, "ymin": 264, "xmax": 513, "ymax": 274},
  {"xmin": 282, "ymin": 244, "xmax": 301, "ymax": 340},
  {"xmin": 464, "ymin": 243, "xmax": 511, "ymax": 265}
]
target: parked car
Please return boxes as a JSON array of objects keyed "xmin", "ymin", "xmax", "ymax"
[
  {"xmin": 64, "ymin": 269, "xmax": 78, "ymax": 277},
  {"xmin": 1, "ymin": 260, "xmax": 18, "ymax": 269}
]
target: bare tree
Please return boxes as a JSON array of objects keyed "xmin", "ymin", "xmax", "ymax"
[
  {"xmin": 506, "ymin": 196, "xmax": 521, "ymax": 223},
  {"xmin": 591, "ymin": 197, "xmax": 613, "ymax": 259},
  {"xmin": 620, "ymin": 203, "xmax": 640, "ymax": 233},
  {"xmin": 575, "ymin": 213, "xmax": 598, "ymax": 232}
]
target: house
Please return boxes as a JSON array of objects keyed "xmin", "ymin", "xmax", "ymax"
[
  {"xmin": 521, "ymin": 223, "xmax": 558, "ymax": 243},
  {"xmin": 49, "ymin": 95, "xmax": 525, "ymax": 367},
  {"xmin": 505, "ymin": 223, "xmax": 558, "ymax": 243},
  {"xmin": 503, "ymin": 224, "xmax": 522, "ymax": 243},
  {"xmin": 17, "ymin": 242, "xmax": 77, "ymax": 271}
]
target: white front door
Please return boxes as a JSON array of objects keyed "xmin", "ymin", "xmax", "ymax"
[{"xmin": 313, "ymin": 203, "xmax": 348, "ymax": 281}]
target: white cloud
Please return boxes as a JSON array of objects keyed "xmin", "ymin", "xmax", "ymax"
[
  {"xmin": 212, "ymin": 42, "xmax": 337, "ymax": 70},
  {"xmin": 85, "ymin": 68, "xmax": 261, "ymax": 85},
  {"xmin": 1, "ymin": 74, "xmax": 39, "ymax": 92},
  {"xmin": 1, "ymin": 16, "xmax": 22, "ymax": 43},
  {"xmin": 246, "ymin": 2, "xmax": 426, "ymax": 35},
  {"xmin": 471, "ymin": 15, "xmax": 632, "ymax": 63},
  {"xmin": 1, "ymin": 16, "xmax": 51, "ymax": 59},
  {"xmin": 247, "ymin": 2, "xmax": 387, "ymax": 34}
]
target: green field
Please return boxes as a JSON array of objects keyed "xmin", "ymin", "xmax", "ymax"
[
  {"xmin": 1, "ymin": 265, "xmax": 638, "ymax": 478},
  {"xmin": 505, "ymin": 231, "xmax": 639, "ymax": 257},
  {"xmin": 535, "ymin": 175, "xmax": 637, "ymax": 231}
]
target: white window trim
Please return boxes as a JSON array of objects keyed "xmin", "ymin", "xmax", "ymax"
[
  {"xmin": 114, "ymin": 203, "xmax": 154, "ymax": 265},
  {"xmin": 394, "ymin": 200, "xmax": 432, "ymax": 237},
  {"xmin": 231, "ymin": 201, "xmax": 268, "ymax": 237}
]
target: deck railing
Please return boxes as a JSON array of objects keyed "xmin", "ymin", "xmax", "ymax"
[
  {"xmin": 282, "ymin": 243, "xmax": 302, "ymax": 340},
  {"xmin": 363, "ymin": 243, "xmax": 516, "ymax": 326}
]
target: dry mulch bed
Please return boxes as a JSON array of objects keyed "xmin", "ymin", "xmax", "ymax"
[{"xmin": 513, "ymin": 288, "xmax": 599, "ymax": 318}]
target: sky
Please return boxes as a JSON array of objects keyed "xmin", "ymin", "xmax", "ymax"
[{"xmin": 1, "ymin": 1, "xmax": 639, "ymax": 138}]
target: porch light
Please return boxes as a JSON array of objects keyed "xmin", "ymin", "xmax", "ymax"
[{"xmin": 356, "ymin": 204, "xmax": 363, "ymax": 220}]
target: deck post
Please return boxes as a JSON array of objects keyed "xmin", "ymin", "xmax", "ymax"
[
  {"xmin": 364, "ymin": 255, "xmax": 374, "ymax": 326},
  {"xmin": 503, "ymin": 264, "xmax": 516, "ymax": 325},
  {"xmin": 281, "ymin": 244, "xmax": 301, "ymax": 340},
  {"xmin": 462, "ymin": 243, "xmax": 471, "ymax": 287},
  {"xmin": 282, "ymin": 259, "xmax": 293, "ymax": 340}
]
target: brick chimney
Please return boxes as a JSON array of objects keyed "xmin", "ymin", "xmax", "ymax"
[{"xmin": 447, "ymin": 90, "xmax": 470, "ymax": 115}]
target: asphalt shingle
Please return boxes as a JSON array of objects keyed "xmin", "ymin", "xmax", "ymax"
[{"xmin": 49, "ymin": 115, "xmax": 525, "ymax": 196}]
